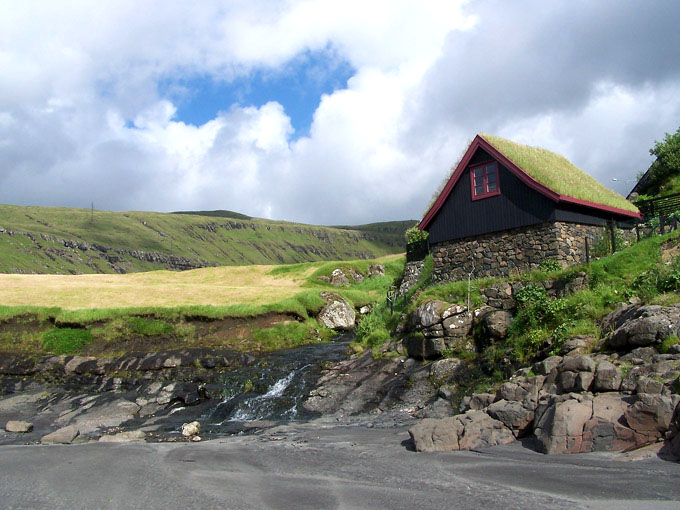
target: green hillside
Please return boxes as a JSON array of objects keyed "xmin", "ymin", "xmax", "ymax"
[{"xmin": 0, "ymin": 204, "xmax": 416, "ymax": 274}]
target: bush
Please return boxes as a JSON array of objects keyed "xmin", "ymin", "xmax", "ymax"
[
  {"xmin": 538, "ymin": 258, "xmax": 561, "ymax": 272},
  {"xmin": 591, "ymin": 227, "xmax": 629, "ymax": 257},
  {"xmin": 42, "ymin": 328, "xmax": 93, "ymax": 354},
  {"xmin": 405, "ymin": 226, "xmax": 429, "ymax": 244}
]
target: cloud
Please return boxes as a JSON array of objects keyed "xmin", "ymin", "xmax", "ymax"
[{"xmin": 0, "ymin": 1, "xmax": 679, "ymax": 225}]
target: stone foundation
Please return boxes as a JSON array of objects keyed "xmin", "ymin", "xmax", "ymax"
[{"xmin": 432, "ymin": 221, "xmax": 602, "ymax": 283}]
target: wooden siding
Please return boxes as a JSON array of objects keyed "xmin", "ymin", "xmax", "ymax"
[{"xmin": 427, "ymin": 148, "xmax": 623, "ymax": 244}]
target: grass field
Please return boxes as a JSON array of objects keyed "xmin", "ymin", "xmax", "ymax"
[{"xmin": 0, "ymin": 264, "xmax": 317, "ymax": 309}]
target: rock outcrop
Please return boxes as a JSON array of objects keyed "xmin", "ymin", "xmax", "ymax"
[{"xmin": 407, "ymin": 302, "xmax": 680, "ymax": 456}]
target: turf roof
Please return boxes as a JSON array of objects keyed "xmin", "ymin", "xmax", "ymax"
[{"xmin": 480, "ymin": 134, "xmax": 639, "ymax": 213}]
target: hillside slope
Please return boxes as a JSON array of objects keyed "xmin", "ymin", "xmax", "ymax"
[{"xmin": 0, "ymin": 204, "xmax": 416, "ymax": 274}]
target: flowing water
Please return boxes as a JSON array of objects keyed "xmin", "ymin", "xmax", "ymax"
[{"xmin": 202, "ymin": 333, "xmax": 352, "ymax": 433}]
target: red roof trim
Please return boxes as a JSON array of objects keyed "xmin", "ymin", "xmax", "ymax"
[{"xmin": 418, "ymin": 135, "xmax": 641, "ymax": 230}]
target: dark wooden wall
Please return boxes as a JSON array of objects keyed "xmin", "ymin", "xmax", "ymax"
[{"xmin": 427, "ymin": 148, "xmax": 621, "ymax": 244}]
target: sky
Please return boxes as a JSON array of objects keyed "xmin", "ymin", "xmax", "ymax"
[{"xmin": 1, "ymin": 0, "xmax": 679, "ymax": 225}]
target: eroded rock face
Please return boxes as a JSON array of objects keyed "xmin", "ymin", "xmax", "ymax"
[
  {"xmin": 317, "ymin": 292, "xmax": 356, "ymax": 330},
  {"xmin": 409, "ymin": 411, "xmax": 515, "ymax": 452}
]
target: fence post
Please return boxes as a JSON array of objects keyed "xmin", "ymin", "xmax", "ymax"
[
  {"xmin": 660, "ymin": 216, "xmax": 665, "ymax": 235},
  {"xmin": 635, "ymin": 224, "xmax": 640, "ymax": 242},
  {"xmin": 585, "ymin": 236, "xmax": 590, "ymax": 264},
  {"xmin": 608, "ymin": 222, "xmax": 617, "ymax": 253}
]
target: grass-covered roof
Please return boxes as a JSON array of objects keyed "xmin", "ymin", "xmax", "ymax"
[{"xmin": 481, "ymin": 134, "xmax": 639, "ymax": 213}]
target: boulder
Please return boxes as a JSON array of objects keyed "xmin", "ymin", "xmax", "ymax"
[
  {"xmin": 559, "ymin": 337, "xmax": 593, "ymax": 357},
  {"xmin": 486, "ymin": 400, "xmax": 535, "ymax": 437},
  {"xmin": 347, "ymin": 268, "xmax": 364, "ymax": 283},
  {"xmin": 560, "ymin": 355, "xmax": 596, "ymax": 373},
  {"xmin": 182, "ymin": 421, "xmax": 201, "ymax": 437},
  {"xmin": 411, "ymin": 300, "xmax": 450, "ymax": 329},
  {"xmin": 624, "ymin": 394, "xmax": 679, "ymax": 441},
  {"xmin": 479, "ymin": 310, "xmax": 513, "ymax": 340},
  {"xmin": 604, "ymin": 304, "xmax": 680, "ymax": 349},
  {"xmin": 534, "ymin": 398, "xmax": 593, "ymax": 454},
  {"xmin": 581, "ymin": 394, "xmax": 637, "ymax": 452},
  {"xmin": 317, "ymin": 292, "xmax": 356, "ymax": 330},
  {"xmin": 330, "ymin": 269, "xmax": 350, "ymax": 287},
  {"xmin": 41, "ymin": 425, "xmax": 80, "ymax": 445},
  {"xmin": 5, "ymin": 420, "xmax": 33, "ymax": 433},
  {"xmin": 408, "ymin": 411, "xmax": 515, "ymax": 452},
  {"xmin": 367, "ymin": 264, "xmax": 385, "ymax": 277},
  {"xmin": 592, "ymin": 360, "xmax": 622, "ymax": 392},
  {"xmin": 442, "ymin": 312, "xmax": 472, "ymax": 338},
  {"xmin": 429, "ymin": 358, "xmax": 465, "ymax": 384},
  {"xmin": 532, "ymin": 356, "xmax": 562, "ymax": 376}
]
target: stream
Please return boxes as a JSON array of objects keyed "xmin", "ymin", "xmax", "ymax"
[{"xmin": 202, "ymin": 332, "xmax": 353, "ymax": 434}]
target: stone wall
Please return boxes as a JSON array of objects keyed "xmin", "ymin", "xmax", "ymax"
[{"xmin": 431, "ymin": 221, "xmax": 602, "ymax": 283}]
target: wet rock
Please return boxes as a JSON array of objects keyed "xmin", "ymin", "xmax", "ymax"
[
  {"xmin": 403, "ymin": 335, "xmax": 445, "ymax": 360},
  {"xmin": 5, "ymin": 420, "xmax": 33, "ymax": 433},
  {"xmin": 41, "ymin": 425, "xmax": 80, "ymax": 444},
  {"xmin": 409, "ymin": 410, "xmax": 515, "ymax": 452},
  {"xmin": 182, "ymin": 421, "xmax": 201, "ymax": 437},
  {"xmin": 317, "ymin": 292, "xmax": 356, "ymax": 330}
]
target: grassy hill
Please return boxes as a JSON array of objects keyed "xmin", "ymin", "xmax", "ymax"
[{"xmin": 0, "ymin": 204, "xmax": 416, "ymax": 274}]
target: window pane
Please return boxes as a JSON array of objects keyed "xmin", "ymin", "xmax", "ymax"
[
  {"xmin": 486, "ymin": 164, "xmax": 496, "ymax": 174},
  {"xmin": 487, "ymin": 172, "xmax": 497, "ymax": 182},
  {"xmin": 487, "ymin": 182, "xmax": 497, "ymax": 191},
  {"xmin": 474, "ymin": 168, "xmax": 483, "ymax": 177},
  {"xmin": 475, "ymin": 186, "xmax": 484, "ymax": 195},
  {"xmin": 474, "ymin": 176, "xmax": 484, "ymax": 186}
]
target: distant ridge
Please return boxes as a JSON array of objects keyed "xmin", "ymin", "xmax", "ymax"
[
  {"xmin": 172, "ymin": 210, "xmax": 252, "ymax": 220},
  {"xmin": 0, "ymin": 203, "xmax": 411, "ymax": 274}
]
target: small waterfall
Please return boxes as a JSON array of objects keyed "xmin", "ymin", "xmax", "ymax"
[{"xmin": 203, "ymin": 333, "xmax": 352, "ymax": 433}]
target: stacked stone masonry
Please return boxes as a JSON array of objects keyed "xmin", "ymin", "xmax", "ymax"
[{"xmin": 431, "ymin": 221, "xmax": 602, "ymax": 282}]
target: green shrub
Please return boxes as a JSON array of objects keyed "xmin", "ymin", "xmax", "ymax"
[
  {"xmin": 660, "ymin": 335, "xmax": 679, "ymax": 354},
  {"xmin": 538, "ymin": 258, "xmax": 561, "ymax": 272},
  {"xmin": 42, "ymin": 328, "xmax": 93, "ymax": 354},
  {"xmin": 405, "ymin": 227, "xmax": 429, "ymax": 244}
]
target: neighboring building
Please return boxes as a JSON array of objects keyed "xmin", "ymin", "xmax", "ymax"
[{"xmin": 418, "ymin": 134, "xmax": 642, "ymax": 282}]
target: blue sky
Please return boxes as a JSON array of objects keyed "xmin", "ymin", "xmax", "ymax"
[{"xmin": 160, "ymin": 49, "xmax": 355, "ymax": 137}]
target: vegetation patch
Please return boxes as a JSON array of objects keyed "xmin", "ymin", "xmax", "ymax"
[
  {"xmin": 42, "ymin": 328, "xmax": 94, "ymax": 355},
  {"xmin": 481, "ymin": 134, "xmax": 639, "ymax": 213}
]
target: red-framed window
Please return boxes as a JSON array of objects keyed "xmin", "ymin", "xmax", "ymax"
[{"xmin": 470, "ymin": 161, "xmax": 500, "ymax": 200}]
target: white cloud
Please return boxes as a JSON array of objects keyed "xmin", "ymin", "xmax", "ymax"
[{"xmin": 0, "ymin": 1, "xmax": 678, "ymax": 224}]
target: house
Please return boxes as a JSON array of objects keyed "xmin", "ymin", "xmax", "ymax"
[{"xmin": 418, "ymin": 134, "xmax": 642, "ymax": 282}]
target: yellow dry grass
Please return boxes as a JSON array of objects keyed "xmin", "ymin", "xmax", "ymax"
[{"xmin": 0, "ymin": 265, "xmax": 317, "ymax": 309}]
